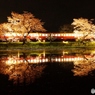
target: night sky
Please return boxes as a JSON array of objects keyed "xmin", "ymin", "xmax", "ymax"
[{"xmin": 0, "ymin": 0, "xmax": 95, "ymax": 31}]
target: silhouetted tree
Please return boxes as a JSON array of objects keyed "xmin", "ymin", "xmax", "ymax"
[{"xmin": 59, "ymin": 24, "xmax": 73, "ymax": 33}]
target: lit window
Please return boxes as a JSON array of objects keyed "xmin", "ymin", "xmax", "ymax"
[
  {"xmin": 42, "ymin": 34, "xmax": 45, "ymax": 36},
  {"xmin": 65, "ymin": 34, "xmax": 68, "ymax": 36},
  {"xmin": 55, "ymin": 34, "xmax": 58, "ymax": 36},
  {"xmin": 46, "ymin": 34, "xmax": 48, "ymax": 36},
  {"xmin": 58, "ymin": 34, "xmax": 60, "ymax": 36},
  {"xmin": 61, "ymin": 34, "xmax": 64, "ymax": 36},
  {"xmin": 34, "ymin": 33, "xmax": 38, "ymax": 36}
]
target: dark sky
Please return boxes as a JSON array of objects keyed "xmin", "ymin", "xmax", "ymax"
[{"xmin": 0, "ymin": 0, "xmax": 95, "ymax": 31}]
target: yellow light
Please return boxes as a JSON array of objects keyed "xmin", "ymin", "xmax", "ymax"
[
  {"xmin": 55, "ymin": 58, "xmax": 58, "ymax": 62},
  {"xmin": 42, "ymin": 34, "xmax": 45, "ymax": 36},
  {"xmin": 58, "ymin": 58, "xmax": 61, "ymax": 62},
  {"xmin": 5, "ymin": 33, "xmax": 11, "ymax": 36},
  {"xmin": 42, "ymin": 59, "xmax": 45, "ymax": 62},
  {"xmin": 6, "ymin": 58, "xmax": 16, "ymax": 65}
]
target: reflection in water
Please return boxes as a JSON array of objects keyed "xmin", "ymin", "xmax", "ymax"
[
  {"xmin": 72, "ymin": 54, "xmax": 95, "ymax": 76},
  {"xmin": 0, "ymin": 52, "xmax": 46, "ymax": 85},
  {"xmin": 4, "ymin": 62, "xmax": 45, "ymax": 84},
  {"xmin": 0, "ymin": 50, "xmax": 95, "ymax": 84}
]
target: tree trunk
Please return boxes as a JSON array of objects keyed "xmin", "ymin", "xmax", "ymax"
[
  {"xmin": 22, "ymin": 37, "xmax": 26, "ymax": 45},
  {"xmin": 4, "ymin": 35, "xmax": 8, "ymax": 42},
  {"xmin": 22, "ymin": 32, "xmax": 30, "ymax": 45}
]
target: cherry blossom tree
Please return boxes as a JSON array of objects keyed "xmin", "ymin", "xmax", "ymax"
[
  {"xmin": 2, "ymin": 11, "xmax": 46, "ymax": 44},
  {"xmin": 72, "ymin": 18, "xmax": 95, "ymax": 42},
  {"xmin": 0, "ymin": 23, "xmax": 12, "ymax": 42}
]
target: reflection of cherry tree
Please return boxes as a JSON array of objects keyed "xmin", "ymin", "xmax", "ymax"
[
  {"xmin": 0, "ymin": 55, "xmax": 46, "ymax": 85},
  {"xmin": 72, "ymin": 55, "xmax": 95, "ymax": 76}
]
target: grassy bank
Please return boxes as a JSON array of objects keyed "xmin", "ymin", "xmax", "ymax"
[
  {"xmin": 0, "ymin": 42, "xmax": 63, "ymax": 50},
  {"xmin": 0, "ymin": 41, "xmax": 95, "ymax": 50}
]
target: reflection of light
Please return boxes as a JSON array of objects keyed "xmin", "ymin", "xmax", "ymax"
[
  {"xmin": 30, "ymin": 59, "xmax": 33, "ymax": 63},
  {"xmin": 6, "ymin": 58, "xmax": 16, "ymax": 65},
  {"xmin": 62, "ymin": 41, "xmax": 68, "ymax": 44},
  {"xmin": 60, "ymin": 57, "xmax": 84, "ymax": 62},
  {"xmin": 58, "ymin": 58, "xmax": 61, "ymax": 62},
  {"xmin": 65, "ymin": 58, "xmax": 68, "ymax": 61},
  {"xmin": 42, "ymin": 59, "xmax": 45, "ymax": 62},
  {"xmin": 43, "ymin": 50, "xmax": 45, "ymax": 57},
  {"xmin": 40, "ymin": 59, "xmax": 42, "ymax": 62},
  {"xmin": 68, "ymin": 58, "xmax": 72, "ymax": 61},
  {"xmin": 63, "ymin": 51, "xmax": 68, "ymax": 55},
  {"xmin": 4, "ymin": 55, "xmax": 86, "ymax": 65},
  {"xmin": 26, "ymin": 58, "xmax": 49, "ymax": 63},
  {"xmin": 55, "ymin": 58, "xmax": 58, "ymax": 62},
  {"xmin": 46, "ymin": 58, "xmax": 48, "ymax": 62}
]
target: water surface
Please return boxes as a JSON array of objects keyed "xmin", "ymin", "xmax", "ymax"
[{"xmin": 0, "ymin": 49, "xmax": 95, "ymax": 95}]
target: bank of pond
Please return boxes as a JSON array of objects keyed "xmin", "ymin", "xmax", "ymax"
[{"xmin": 0, "ymin": 41, "xmax": 95, "ymax": 50}]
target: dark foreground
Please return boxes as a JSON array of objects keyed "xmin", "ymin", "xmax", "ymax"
[{"xmin": 0, "ymin": 62, "xmax": 94, "ymax": 95}]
